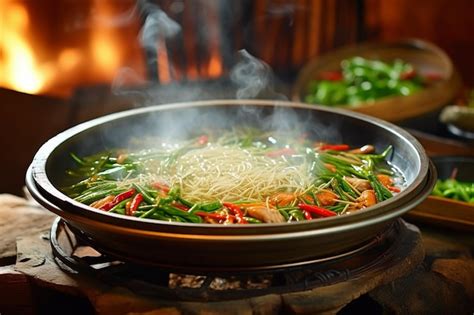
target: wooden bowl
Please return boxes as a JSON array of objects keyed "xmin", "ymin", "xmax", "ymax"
[
  {"xmin": 406, "ymin": 156, "xmax": 474, "ymax": 231},
  {"xmin": 292, "ymin": 39, "xmax": 462, "ymax": 122}
]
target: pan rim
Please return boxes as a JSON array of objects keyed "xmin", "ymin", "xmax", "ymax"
[{"xmin": 29, "ymin": 99, "xmax": 430, "ymax": 233}]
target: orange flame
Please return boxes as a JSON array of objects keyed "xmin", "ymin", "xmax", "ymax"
[
  {"xmin": 0, "ymin": 3, "xmax": 48, "ymax": 94},
  {"xmin": 207, "ymin": 50, "xmax": 223, "ymax": 78},
  {"xmin": 90, "ymin": 0, "xmax": 122, "ymax": 79},
  {"xmin": 157, "ymin": 37, "xmax": 171, "ymax": 84},
  {"xmin": 0, "ymin": 1, "xmax": 125, "ymax": 96}
]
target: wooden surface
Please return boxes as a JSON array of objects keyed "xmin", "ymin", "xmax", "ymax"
[
  {"xmin": 0, "ymin": 195, "xmax": 56, "ymax": 261},
  {"xmin": 0, "ymin": 194, "xmax": 473, "ymax": 314}
]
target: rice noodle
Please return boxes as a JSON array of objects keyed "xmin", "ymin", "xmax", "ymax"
[{"xmin": 124, "ymin": 144, "xmax": 313, "ymax": 203}]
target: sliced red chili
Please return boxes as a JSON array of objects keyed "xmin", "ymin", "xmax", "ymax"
[
  {"xmin": 151, "ymin": 182, "xmax": 170, "ymax": 193},
  {"xmin": 172, "ymin": 202, "xmax": 189, "ymax": 211},
  {"xmin": 126, "ymin": 193, "xmax": 143, "ymax": 216},
  {"xmin": 400, "ymin": 69, "xmax": 416, "ymax": 80},
  {"xmin": 223, "ymin": 202, "xmax": 248, "ymax": 224},
  {"xmin": 100, "ymin": 188, "xmax": 136, "ymax": 211},
  {"xmin": 303, "ymin": 210, "xmax": 313, "ymax": 220},
  {"xmin": 298, "ymin": 203, "xmax": 337, "ymax": 217},
  {"xmin": 319, "ymin": 71, "xmax": 343, "ymax": 81},
  {"xmin": 388, "ymin": 186, "xmax": 401, "ymax": 193},
  {"xmin": 319, "ymin": 144, "xmax": 350, "ymax": 151}
]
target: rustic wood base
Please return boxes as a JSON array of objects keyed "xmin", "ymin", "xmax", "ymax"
[{"xmin": 0, "ymin": 194, "xmax": 473, "ymax": 314}]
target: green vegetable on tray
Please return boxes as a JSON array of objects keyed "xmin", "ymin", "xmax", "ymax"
[
  {"xmin": 305, "ymin": 57, "xmax": 426, "ymax": 106},
  {"xmin": 431, "ymin": 178, "xmax": 474, "ymax": 203}
]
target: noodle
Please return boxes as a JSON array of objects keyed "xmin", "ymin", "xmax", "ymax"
[{"xmin": 125, "ymin": 145, "xmax": 313, "ymax": 203}]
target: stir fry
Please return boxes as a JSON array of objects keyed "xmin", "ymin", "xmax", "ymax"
[{"xmin": 64, "ymin": 131, "xmax": 403, "ymax": 224}]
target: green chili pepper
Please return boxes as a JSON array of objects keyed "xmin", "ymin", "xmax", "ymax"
[
  {"xmin": 96, "ymin": 166, "xmax": 129, "ymax": 180},
  {"xmin": 199, "ymin": 201, "xmax": 222, "ymax": 212},
  {"xmin": 161, "ymin": 205, "xmax": 202, "ymax": 223},
  {"xmin": 335, "ymin": 174, "xmax": 358, "ymax": 198},
  {"xmin": 431, "ymin": 178, "xmax": 474, "ymax": 203},
  {"xmin": 178, "ymin": 197, "xmax": 221, "ymax": 212},
  {"xmin": 456, "ymin": 185, "xmax": 470, "ymax": 202},
  {"xmin": 368, "ymin": 174, "xmax": 392, "ymax": 202},
  {"xmin": 177, "ymin": 196, "xmax": 194, "ymax": 208},
  {"xmin": 132, "ymin": 183, "xmax": 156, "ymax": 204},
  {"xmin": 75, "ymin": 188, "xmax": 125, "ymax": 204},
  {"xmin": 288, "ymin": 209, "xmax": 305, "ymax": 221},
  {"xmin": 158, "ymin": 186, "xmax": 180, "ymax": 205},
  {"xmin": 244, "ymin": 217, "xmax": 262, "ymax": 224},
  {"xmin": 109, "ymin": 198, "xmax": 131, "ymax": 214},
  {"xmin": 279, "ymin": 209, "xmax": 290, "ymax": 221}
]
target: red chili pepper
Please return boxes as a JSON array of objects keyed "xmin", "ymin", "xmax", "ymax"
[
  {"xmin": 303, "ymin": 210, "xmax": 313, "ymax": 220},
  {"xmin": 319, "ymin": 144, "xmax": 350, "ymax": 151},
  {"xmin": 223, "ymin": 202, "xmax": 248, "ymax": 224},
  {"xmin": 172, "ymin": 202, "xmax": 189, "ymax": 211},
  {"xmin": 126, "ymin": 193, "xmax": 143, "ymax": 216},
  {"xmin": 388, "ymin": 186, "xmax": 401, "ymax": 193},
  {"xmin": 151, "ymin": 182, "xmax": 170, "ymax": 193},
  {"xmin": 265, "ymin": 148, "xmax": 296, "ymax": 158},
  {"xmin": 298, "ymin": 203, "xmax": 337, "ymax": 217},
  {"xmin": 319, "ymin": 71, "xmax": 343, "ymax": 81},
  {"xmin": 197, "ymin": 135, "xmax": 209, "ymax": 145},
  {"xmin": 400, "ymin": 69, "xmax": 416, "ymax": 80},
  {"xmin": 100, "ymin": 188, "xmax": 136, "ymax": 211},
  {"xmin": 195, "ymin": 212, "xmax": 235, "ymax": 223}
]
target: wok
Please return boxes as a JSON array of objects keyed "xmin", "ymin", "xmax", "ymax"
[{"xmin": 27, "ymin": 100, "xmax": 435, "ymax": 271}]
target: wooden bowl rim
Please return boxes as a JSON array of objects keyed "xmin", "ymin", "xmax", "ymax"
[{"xmin": 292, "ymin": 38, "xmax": 461, "ymax": 121}]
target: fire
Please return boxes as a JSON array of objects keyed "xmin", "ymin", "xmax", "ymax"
[
  {"xmin": 157, "ymin": 37, "xmax": 171, "ymax": 84},
  {"xmin": 90, "ymin": 0, "xmax": 122, "ymax": 79},
  {"xmin": 0, "ymin": 3, "xmax": 47, "ymax": 94},
  {"xmin": 0, "ymin": 1, "xmax": 127, "ymax": 96},
  {"xmin": 0, "ymin": 1, "xmax": 228, "ymax": 95},
  {"xmin": 207, "ymin": 50, "xmax": 223, "ymax": 79}
]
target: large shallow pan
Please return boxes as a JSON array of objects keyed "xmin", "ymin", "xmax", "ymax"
[{"xmin": 27, "ymin": 100, "xmax": 435, "ymax": 271}]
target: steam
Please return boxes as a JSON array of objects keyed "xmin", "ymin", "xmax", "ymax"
[
  {"xmin": 111, "ymin": 2, "xmax": 288, "ymax": 104},
  {"xmin": 108, "ymin": 2, "xmax": 321, "ymax": 144},
  {"xmin": 112, "ymin": 1, "xmax": 186, "ymax": 104},
  {"xmin": 230, "ymin": 50, "xmax": 286, "ymax": 100},
  {"xmin": 138, "ymin": 1, "xmax": 180, "ymax": 50}
]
